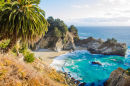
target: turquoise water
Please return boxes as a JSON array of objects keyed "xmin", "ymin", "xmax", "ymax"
[
  {"xmin": 63, "ymin": 50, "xmax": 130, "ymax": 86},
  {"xmin": 51, "ymin": 26, "xmax": 130, "ymax": 86}
]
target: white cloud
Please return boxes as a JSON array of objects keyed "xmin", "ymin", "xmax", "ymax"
[
  {"xmin": 104, "ymin": 0, "xmax": 130, "ymax": 4},
  {"xmin": 71, "ymin": 5, "xmax": 89, "ymax": 8},
  {"xmin": 84, "ymin": 5, "xmax": 89, "ymax": 7},
  {"xmin": 97, "ymin": 3, "xmax": 103, "ymax": 6}
]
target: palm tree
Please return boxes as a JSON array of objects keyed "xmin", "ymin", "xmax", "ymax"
[{"xmin": 0, "ymin": 0, "xmax": 49, "ymax": 53}]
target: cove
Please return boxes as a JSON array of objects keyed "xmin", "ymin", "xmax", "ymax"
[{"xmin": 51, "ymin": 49, "xmax": 130, "ymax": 86}]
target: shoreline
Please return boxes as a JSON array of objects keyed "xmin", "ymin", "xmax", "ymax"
[
  {"xmin": 33, "ymin": 46, "xmax": 87, "ymax": 66},
  {"xmin": 32, "ymin": 49, "xmax": 70, "ymax": 65}
]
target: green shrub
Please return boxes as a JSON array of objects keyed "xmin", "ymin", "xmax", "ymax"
[
  {"xmin": 0, "ymin": 40, "xmax": 10, "ymax": 49},
  {"xmin": 105, "ymin": 38, "xmax": 117, "ymax": 45},
  {"xmin": 69, "ymin": 25, "xmax": 78, "ymax": 35},
  {"xmin": 24, "ymin": 52, "xmax": 35, "ymax": 63},
  {"xmin": 126, "ymin": 68, "xmax": 130, "ymax": 76},
  {"xmin": 52, "ymin": 27, "xmax": 62, "ymax": 38}
]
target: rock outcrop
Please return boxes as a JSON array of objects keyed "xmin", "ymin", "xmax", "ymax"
[
  {"xmin": 33, "ymin": 31, "xmax": 75, "ymax": 52},
  {"xmin": 76, "ymin": 37, "xmax": 127, "ymax": 56},
  {"xmin": 104, "ymin": 67, "xmax": 130, "ymax": 86},
  {"xmin": 63, "ymin": 32, "xmax": 75, "ymax": 50},
  {"xmin": 53, "ymin": 38, "xmax": 63, "ymax": 52}
]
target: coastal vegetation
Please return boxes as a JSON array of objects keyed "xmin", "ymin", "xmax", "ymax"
[
  {"xmin": 47, "ymin": 16, "xmax": 79, "ymax": 40},
  {"xmin": 126, "ymin": 68, "xmax": 130, "ymax": 76},
  {"xmin": 105, "ymin": 38, "xmax": 117, "ymax": 45},
  {"xmin": 47, "ymin": 16, "xmax": 68, "ymax": 38},
  {"xmin": 0, "ymin": 1, "xmax": 129, "ymax": 86},
  {"xmin": 0, "ymin": 54, "xmax": 71, "ymax": 86},
  {"xmin": 0, "ymin": 0, "xmax": 49, "ymax": 53},
  {"xmin": 0, "ymin": 0, "xmax": 77, "ymax": 86}
]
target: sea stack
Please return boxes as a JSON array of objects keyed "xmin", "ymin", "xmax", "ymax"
[{"xmin": 75, "ymin": 37, "xmax": 127, "ymax": 56}]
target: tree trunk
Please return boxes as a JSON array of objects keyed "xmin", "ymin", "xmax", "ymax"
[
  {"xmin": 16, "ymin": 40, "xmax": 20, "ymax": 56},
  {"xmin": 0, "ymin": 36, "xmax": 5, "ymax": 41},
  {"xmin": 5, "ymin": 37, "xmax": 17, "ymax": 53},
  {"xmin": 5, "ymin": 27, "xmax": 17, "ymax": 53}
]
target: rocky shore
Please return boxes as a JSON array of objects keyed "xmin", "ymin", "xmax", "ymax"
[
  {"xmin": 104, "ymin": 67, "xmax": 130, "ymax": 86},
  {"xmin": 31, "ymin": 32, "xmax": 128, "ymax": 86},
  {"xmin": 32, "ymin": 31, "xmax": 127, "ymax": 57},
  {"xmin": 76, "ymin": 37, "xmax": 127, "ymax": 56}
]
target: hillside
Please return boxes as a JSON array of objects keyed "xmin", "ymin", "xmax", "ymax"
[{"xmin": 0, "ymin": 53, "xmax": 77, "ymax": 86}]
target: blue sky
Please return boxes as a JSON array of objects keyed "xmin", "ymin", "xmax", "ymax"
[{"xmin": 39, "ymin": 0, "xmax": 130, "ymax": 26}]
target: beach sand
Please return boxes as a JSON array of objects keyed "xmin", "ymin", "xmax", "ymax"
[{"xmin": 32, "ymin": 49, "xmax": 69, "ymax": 65}]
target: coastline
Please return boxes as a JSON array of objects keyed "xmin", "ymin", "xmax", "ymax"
[
  {"xmin": 33, "ymin": 46, "xmax": 87, "ymax": 66},
  {"xmin": 32, "ymin": 49, "xmax": 69, "ymax": 65}
]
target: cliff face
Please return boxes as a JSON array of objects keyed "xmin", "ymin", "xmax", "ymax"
[
  {"xmin": 76, "ymin": 37, "xmax": 127, "ymax": 56},
  {"xmin": 34, "ymin": 31, "xmax": 75, "ymax": 52},
  {"xmin": 63, "ymin": 31, "xmax": 75, "ymax": 50},
  {"xmin": 105, "ymin": 67, "xmax": 130, "ymax": 86}
]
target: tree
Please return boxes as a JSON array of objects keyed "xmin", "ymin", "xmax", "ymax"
[
  {"xmin": 69, "ymin": 25, "xmax": 78, "ymax": 35},
  {"xmin": 0, "ymin": 0, "xmax": 49, "ymax": 53},
  {"xmin": 47, "ymin": 16, "xmax": 54, "ymax": 32},
  {"xmin": 52, "ymin": 27, "xmax": 62, "ymax": 38},
  {"xmin": 60, "ymin": 25, "xmax": 68, "ymax": 34},
  {"xmin": 47, "ymin": 17, "xmax": 69, "ymax": 38}
]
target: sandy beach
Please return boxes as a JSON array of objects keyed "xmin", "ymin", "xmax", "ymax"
[{"xmin": 32, "ymin": 49, "xmax": 69, "ymax": 65}]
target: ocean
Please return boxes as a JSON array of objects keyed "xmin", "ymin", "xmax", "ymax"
[{"xmin": 50, "ymin": 26, "xmax": 130, "ymax": 86}]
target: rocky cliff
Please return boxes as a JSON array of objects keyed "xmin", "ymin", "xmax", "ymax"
[
  {"xmin": 104, "ymin": 67, "xmax": 130, "ymax": 86},
  {"xmin": 33, "ymin": 31, "xmax": 75, "ymax": 52},
  {"xmin": 76, "ymin": 37, "xmax": 127, "ymax": 56}
]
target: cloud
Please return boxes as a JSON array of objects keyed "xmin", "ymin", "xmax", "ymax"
[
  {"xmin": 84, "ymin": 5, "xmax": 89, "ymax": 7},
  {"xmin": 97, "ymin": 3, "xmax": 103, "ymax": 6},
  {"xmin": 75, "ymin": 17, "xmax": 130, "ymax": 22},
  {"xmin": 71, "ymin": 5, "xmax": 89, "ymax": 8},
  {"xmin": 104, "ymin": 0, "xmax": 130, "ymax": 4}
]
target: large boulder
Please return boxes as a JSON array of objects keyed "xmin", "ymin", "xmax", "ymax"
[
  {"xmin": 76, "ymin": 37, "xmax": 127, "ymax": 56},
  {"xmin": 104, "ymin": 67, "xmax": 130, "ymax": 86}
]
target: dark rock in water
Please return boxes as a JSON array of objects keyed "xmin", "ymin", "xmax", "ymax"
[
  {"xmin": 75, "ymin": 80, "xmax": 80, "ymax": 84},
  {"xmin": 71, "ymin": 77, "xmax": 75, "ymax": 81},
  {"xmin": 79, "ymin": 82, "xmax": 86, "ymax": 86},
  {"xmin": 91, "ymin": 61, "xmax": 102, "ymax": 66}
]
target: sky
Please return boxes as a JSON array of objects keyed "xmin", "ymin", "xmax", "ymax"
[{"xmin": 39, "ymin": 0, "xmax": 130, "ymax": 26}]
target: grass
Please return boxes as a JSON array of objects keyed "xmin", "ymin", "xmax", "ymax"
[{"xmin": 0, "ymin": 53, "xmax": 68, "ymax": 86}]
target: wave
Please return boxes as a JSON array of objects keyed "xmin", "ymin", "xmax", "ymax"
[{"xmin": 125, "ymin": 48, "xmax": 130, "ymax": 58}]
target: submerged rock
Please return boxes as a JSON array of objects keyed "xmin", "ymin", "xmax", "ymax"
[{"xmin": 104, "ymin": 67, "xmax": 130, "ymax": 86}]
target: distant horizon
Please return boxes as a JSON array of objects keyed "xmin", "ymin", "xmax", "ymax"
[
  {"xmin": 71, "ymin": 25, "xmax": 130, "ymax": 27},
  {"xmin": 39, "ymin": 0, "xmax": 130, "ymax": 26}
]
